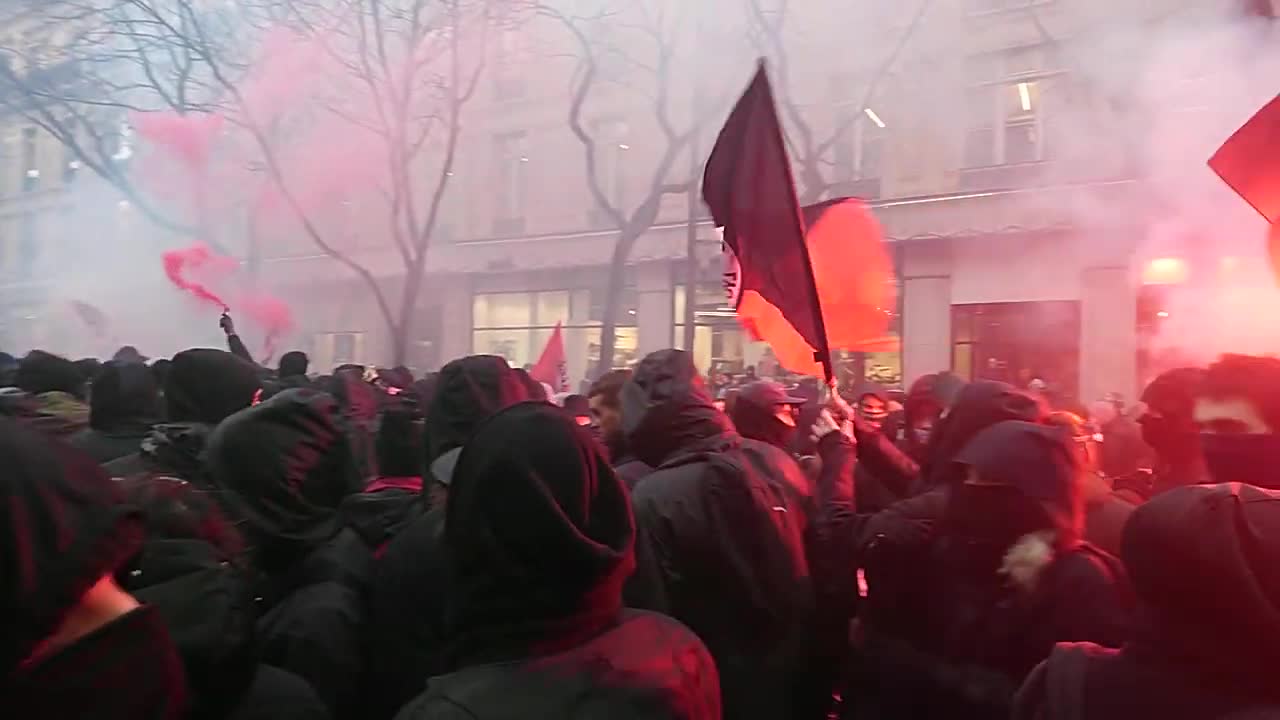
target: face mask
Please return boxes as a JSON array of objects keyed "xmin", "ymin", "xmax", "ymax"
[
  {"xmin": 1200, "ymin": 433, "xmax": 1280, "ymax": 485},
  {"xmin": 912, "ymin": 427, "xmax": 931, "ymax": 446}
]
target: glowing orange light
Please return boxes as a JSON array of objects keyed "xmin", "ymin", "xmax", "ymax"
[{"xmin": 1143, "ymin": 257, "xmax": 1189, "ymax": 285}]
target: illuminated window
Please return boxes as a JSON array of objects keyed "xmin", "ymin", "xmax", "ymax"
[
  {"xmin": 493, "ymin": 131, "xmax": 527, "ymax": 232},
  {"xmin": 1142, "ymin": 257, "xmax": 1189, "ymax": 286}
]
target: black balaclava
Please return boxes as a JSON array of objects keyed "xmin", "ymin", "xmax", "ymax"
[
  {"xmin": 730, "ymin": 396, "xmax": 796, "ymax": 451},
  {"xmin": 444, "ymin": 402, "xmax": 634, "ymax": 665}
]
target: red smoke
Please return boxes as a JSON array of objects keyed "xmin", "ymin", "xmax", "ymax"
[
  {"xmin": 240, "ymin": 293, "xmax": 295, "ymax": 360},
  {"xmin": 131, "ymin": 112, "xmax": 224, "ymax": 170},
  {"xmin": 162, "ymin": 244, "xmax": 231, "ymax": 310}
]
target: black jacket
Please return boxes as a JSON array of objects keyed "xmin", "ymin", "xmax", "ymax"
[
  {"xmin": 122, "ymin": 538, "xmax": 329, "ymax": 720},
  {"xmin": 363, "ymin": 356, "xmax": 532, "ymax": 720},
  {"xmin": 71, "ymin": 360, "xmax": 161, "ymax": 464},
  {"xmin": 104, "ymin": 422, "xmax": 215, "ymax": 482},
  {"xmin": 621, "ymin": 350, "xmax": 814, "ymax": 720},
  {"xmin": 394, "ymin": 611, "xmax": 720, "ymax": 720},
  {"xmin": 397, "ymin": 401, "xmax": 719, "ymax": 720},
  {"xmin": 205, "ymin": 390, "xmax": 369, "ymax": 717},
  {"xmin": 1015, "ymin": 484, "xmax": 1280, "ymax": 720},
  {"xmin": 856, "ymin": 421, "xmax": 1133, "ymax": 720}
]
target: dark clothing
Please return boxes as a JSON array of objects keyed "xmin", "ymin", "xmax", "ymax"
[
  {"xmin": 853, "ymin": 422, "xmax": 1134, "ymax": 719},
  {"xmin": 621, "ymin": 349, "xmax": 814, "ymax": 720},
  {"xmin": 226, "ymin": 333, "xmax": 254, "ymax": 365},
  {"xmin": 340, "ymin": 478, "xmax": 423, "ymax": 552},
  {"xmin": 393, "ymin": 611, "xmax": 720, "ymax": 720},
  {"xmin": 851, "ymin": 421, "xmax": 918, "ymax": 513},
  {"xmin": 122, "ymin": 538, "xmax": 328, "ymax": 720},
  {"xmin": 70, "ymin": 425, "xmax": 149, "ymax": 464},
  {"xmin": 614, "ymin": 456, "xmax": 654, "ymax": 490},
  {"xmin": 105, "ymin": 422, "xmax": 215, "ymax": 482},
  {"xmin": 918, "ymin": 381, "xmax": 1047, "ymax": 491},
  {"xmin": 364, "ymin": 507, "xmax": 449, "ymax": 720},
  {"xmin": 75, "ymin": 360, "xmax": 160, "ymax": 461},
  {"xmin": 256, "ymin": 527, "xmax": 372, "ymax": 716},
  {"xmin": 1014, "ymin": 642, "xmax": 1278, "ymax": 720},
  {"xmin": 1098, "ymin": 416, "xmax": 1150, "ymax": 479},
  {"xmin": 4, "ymin": 606, "xmax": 187, "ymax": 720},
  {"xmin": 164, "ymin": 349, "xmax": 261, "ymax": 425},
  {"xmin": 0, "ymin": 418, "xmax": 144, "ymax": 673},
  {"xmin": 15, "ymin": 349, "xmax": 85, "ymax": 397},
  {"xmin": 1016, "ymin": 484, "xmax": 1280, "ymax": 719},
  {"xmin": 396, "ymin": 401, "xmax": 718, "ymax": 720},
  {"xmin": 425, "ymin": 355, "xmax": 531, "ymax": 462},
  {"xmin": 364, "ymin": 357, "xmax": 531, "ymax": 720}
]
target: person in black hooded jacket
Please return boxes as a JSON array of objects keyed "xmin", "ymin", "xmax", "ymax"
[
  {"xmin": 204, "ymin": 388, "xmax": 367, "ymax": 717},
  {"xmin": 70, "ymin": 360, "xmax": 162, "ymax": 464},
  {"xmin": 621, "ymin": 349, "xmax": 817, "ymax": 720},
  {"xmin": 855, "ymin": 421, "xmax": 1133, "ymax": 720},
  {"xmin": 395, "ymin": 402, "xmax": 721, "ymax": 720},
  {"xmin": 363, "ymin": 355, "xmax": 532, "ymax": 720},
  {"xmin": 105, "ymin": 348, "xmax": 261, "ymax": 482},
  {"xmin": 116, "ymin": 475, "xmax": 329, "ymax": 720},
  {"xmin": 1015, "ymin": 483, "xmax": 1280, "ymax": 720},
  {"xmin": 1, "ymin": 418, "xmax": 186, "ymax": 719},
  {"xmin": 340, "ymin": 406, "xmax": 425, "ymax": 554}
]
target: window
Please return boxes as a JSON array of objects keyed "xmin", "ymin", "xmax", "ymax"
[
  {"xmin": 835, "ymin": 115, "xmax": 887, "ymax": 181},
  {"xmin": 493, "ymin": 131, "xmax": 527, "ymax": 232},
  {"xmin": 472, "ymin": 289, "xmax": 637, "ymax": 374},
  {"xmin": 314, "ymin": 332, "xmax": 366, "ymax": 370},
  {"xmin": 951, "ymin": 301, "xmax": 1080, "ymax": 400},
  {"xmin": 62, "ymin": 143, "xmax": 79, "ymax": 184},
  {"xmin": 21, "ymin": 127, "xmax": 37, "ymax": 192},
  {"xmin": 963, "ymin": 47, "xmax": 1057, "ymax": 167}
]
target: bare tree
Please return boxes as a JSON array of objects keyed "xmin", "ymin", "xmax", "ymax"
[
  {"xmin": 0, "ymin": 0, "xmax": 513, "ymax": 365},
  {"xmin": 544, "ymin": 1, "xmax": 732, "ymax": 376},
  {"xmin": 745, "ymin": 0, "xmax": 932, "ymax": 204}
]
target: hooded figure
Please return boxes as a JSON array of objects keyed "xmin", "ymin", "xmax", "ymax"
[
  {"xmin": 70, "ymin": 360, "xmax": 162, "ymax": 464},
  {"xmin": 205, "ymin": 388, "xmax": 368, "ymax": 716},
  {"xmin": 0, "ymin": 419, "xmax": 186, "ymax": 718},
  {"xmin": 729, "ymin": 380, "xmax": 805, "ymax": 452},
  {"xmin": 105, "ymin": 349, "xmax": 261, "ymax": 482},
  {"xmin": 340, "ymin": 408, "xmax": 425, "ymax": 553},
  {"xmin": 117, "ymin": 476, "xmax": 328, "ymax": 720},
  {"xmin": 621, "ymin": 349, "xmax": 816, "ymax": 720},
  {"xmin": 364, "ymin": 355, "xmax": 533, "ymax": 720},
  {"xmin": 857, "ymin": 421, "xmax": 1133, "ymax": 720},
  {"xmin": 395, "ymin": 402, "xmax": 721, "ymax": 720},
  {"xmin": 1015, "ymin": 483, "xmax": 1280, "ymax": 719}
]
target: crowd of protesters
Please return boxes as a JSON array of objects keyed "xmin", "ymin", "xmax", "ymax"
[{"xmin": 3, "ymin": 315, "xmax": 1280, "ymax": 720}]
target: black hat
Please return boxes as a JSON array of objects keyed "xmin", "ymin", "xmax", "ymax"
[{"xmin": 738, "ymin": 380, "xmax": 806, "ymax": 409}]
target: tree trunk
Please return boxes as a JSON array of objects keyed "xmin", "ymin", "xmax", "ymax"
[
  {"xmin": 392, "ymin": 259, "xmax": 427, "ymax": 367},
  {"xmin": 595, "ymin": 229, "xmax": 639, "ymax": 378}
]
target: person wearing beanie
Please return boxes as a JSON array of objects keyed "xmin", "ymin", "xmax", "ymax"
[
  {"xmin": 70, "ymin": 360, "xmax": 162, "ymax": 464},
  {"xmin": 855, "ymin": 420, "xmax": 1134, "ymax": 719},
  {"xmin": 0, "ymin": 418, "xmax": 186, "ymax": 718},
  {"xmin": 1016, "ymin": 483, "xmax": 1280, "ymax": 719},
  {"xmin": 364, "ymin": 355, "xmax": 533, "ymax": 720},
  {"xmin": 393, "ymin": 402, "xmax": 720, "ymax": 720},
  {"xmin": 205, "ymin": 388, "xmax": 367, "ymax": 717},
  {"xmin": 105, "ymin": 348, "xmax": 261, "ymax": 482}
]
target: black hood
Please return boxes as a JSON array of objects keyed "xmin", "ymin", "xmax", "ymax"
[
  {"xmin": 445, "ymin": 402, "xmax": 634, "ymax": 665},
  {"xmin": 622, "ymin": 349, "xmax": 736, "ymax": 467},
  {"xmin": 953, "ymin": 420, "xmax": 1083, "ymax": 541},
  {"xmin": 90, "ymin": 360, "xmax": 161, "ymax": 433},
  {"xmin": 921, "ymin": 380, "xmax": 1047, "ymax": 488},
  {"xmin": 339, "ymin": 487, "xmax": 422, "ymax": 549},
  {"xmin": 730, "ymin": 395, "xmax": 796, "ymax": 451},
  {"xmin": 16, "ymin": 350, "xmax": 85, "ymax": 398},
  {"xmin": 122, "ymin": 539, "xmax": 257, "ymax": 720},
  {"xmin": 425, "ymin": 355, "xmax": 531, "ymax": 463},
  {"xmin": 164, "ymin": 349, "xmax": 261, "ymax": 425},
  {"xmin": 0, "ymin": 418, "xmax": 143, "ymax": 675},
  {"xmin": 1122, "ymin": 483, "xmax": 1280, "ymax": 699},
  {"xmin": 205, "ymin": 389, "xmax": 360, "ymax": 562}
]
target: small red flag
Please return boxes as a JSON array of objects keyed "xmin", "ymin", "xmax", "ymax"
[
  {"xmin": 1209, "ymin": 94, "xmax": 1280, "ymax": 280},
  {"xmin": 703, "ymin": 62, "xmax": 834, "ymax": 380},
  {"xmin": 530, "ymin": 322, "xmax": 569, "ymax": 393}
]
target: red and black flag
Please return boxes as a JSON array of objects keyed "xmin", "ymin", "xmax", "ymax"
[
  {"xmin": 703, "ymin": 62, "xmax": 834, "ymax": 381},
  {"xmin": 1209, "ymin": 93, "xmax": 1280, "ymax": 280}
]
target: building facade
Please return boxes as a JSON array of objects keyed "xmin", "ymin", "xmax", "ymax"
[{"xmin": 2, "ymin": 0, "xmax": 1273, "ymax": 405}]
